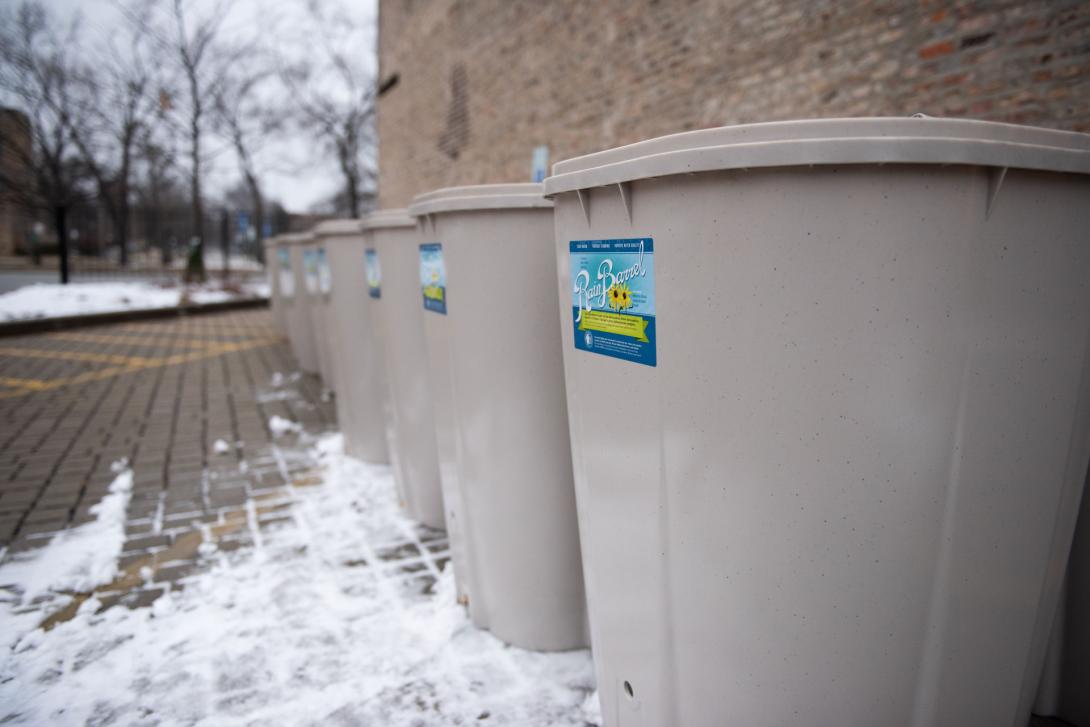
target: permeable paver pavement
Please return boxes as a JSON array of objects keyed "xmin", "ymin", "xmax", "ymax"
[{"xmin": 0, "ymin": 309, "xmax": 337, "ymax": 608}]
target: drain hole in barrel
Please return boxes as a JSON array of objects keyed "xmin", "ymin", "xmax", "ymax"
[{"xmin": 623, "ymin": 681, "xmax": 634, "ymax": 699}]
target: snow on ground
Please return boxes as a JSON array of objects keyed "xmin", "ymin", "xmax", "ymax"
[
  {"xmin": 0, "ymin": 280, "xmax": 268, "ymax": 322},
  {"xmin": 181, "ymin": 250, "xmax": 264, "ymax": 273},
  {"xmin": 258, "ymin": 372, "xmax": 304, "ymax": 404},
  {"xmin": 268, "ymin": 415, "xmax": 303, "ymax": 437},
  {"xmin": 240, "ymin": 279, "xmax": 270, "ymax": 299},
  {"xmin": 0, "ymin": 461, "xmax": 133, "ymax": 609},
  {"xmin": 0, "ymin": 282, "xmax": 179, "ymax": 321},
  {"xmin": 269, "ymin": 371, "xmax": 301, "ymax": 388},
  {"xmin": 0, "ymin": 434, "xmax": 599, "ymax": 726}
]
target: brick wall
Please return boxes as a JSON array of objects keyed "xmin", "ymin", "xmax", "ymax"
[
  {"xmin": 0, "ymin": 108, "xmax": 34, "ymax": 256},
  {"xmin": 376, "ymin": 0, "xmax": 1090, "ymax": 208}
]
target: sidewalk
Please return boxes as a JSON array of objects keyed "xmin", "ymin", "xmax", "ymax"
[{"xmin": 0, "ymin": 309, "xmax": 334, "ymax": 590}]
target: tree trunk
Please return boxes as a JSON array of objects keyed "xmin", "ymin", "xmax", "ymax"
[
  {"xmin": 219, "ymin": 208, "xmax": 229, "ymax": 282},
  {"xmin": 190, "ymin": 147, "xmax": 201, "ymax": 244},
  {"xmin": 347, "ymin": 180, "xmax": 359, "ymax": 218},
  {"xmin": 118, "ymin": 139, "xmax": 132, "ymax": 268},
  {"xmin": 245, "ymin": 170, "xmax": 264, "ymax": 263},
  {"xmin": 96, "ymin": 192, "xmax": 122, "ymax": 268},
  {"xmin": 150, "ymin": 185, "xmax": 167, "ymax": 266},
  {"xmin": 253, "ymin": 193, "xmax": 265, "ymax": 263},
  {"xmin": 186, "ymin": 108, "xmax": 206, "ymax": 283},
  {"xmin": 117, "ymin": 209, "xmax": 128, "ymax": 266},
  {"xmin": 54, "ymin": 205, "xmax": 69, "ymax": 285},
  {"xmin": 343, "ymin": 160, "xmax": 360, "ymax": 218},
  {"xmin": 337, "ymin": 138, "xmax": 361, "ymax": 219}
]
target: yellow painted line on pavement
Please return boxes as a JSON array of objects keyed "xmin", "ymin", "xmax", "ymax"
[
  {"xmin": 0, "ymin": 335, "xmax": 283, "ymax": 399},
  {"xmin": 0, "ymin": 346, "xmax": 165, "ymax": 367},
  {"xmin": 47, "ymin": 331, "xmax": 222, "ymax": 350},
  {"xmin": 0, "ymin": 364, "xmax": 144, "ymax": 398},
  {"xmin": 0, "ymin": 376, "xmax": 52, "ymax": 391},
  {"xmin": 116, "ymin": 322, "xmax": 281, "ymax": 339}
]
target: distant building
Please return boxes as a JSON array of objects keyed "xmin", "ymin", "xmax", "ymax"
[
  {"xmin": 376, "ymin": 0, "xmax": 1090, "ymax": 208},
  {"xmin": 0, "ymin": 107, "xmax": 35, "ymax": 256}
]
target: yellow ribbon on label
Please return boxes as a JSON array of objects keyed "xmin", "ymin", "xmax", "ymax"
[
  {"xmin": 577, "ymin": 309, "xmax": 649, "ymax": 342},
  {"xmin": 423, "ymin": 285, "xmax": 445, "ymax": 302}
]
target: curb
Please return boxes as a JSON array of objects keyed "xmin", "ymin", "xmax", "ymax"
[{"xmin": 0, "ymin": 297, "xmax": 269, "ymax": 337}]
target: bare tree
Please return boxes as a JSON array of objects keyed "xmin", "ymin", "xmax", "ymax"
[
  {"xmin": 212, "ymin": 60, "xmax": 281, "ymax": 261},
  {"xmin": 278, "ymin": 3, "xmax": 377, "ymax": 219},
  {"xmin": 133, "ymin": 131, "xmax": 178, "ymax": 264},
  {"xmin": 68, "ymin": 2, "xmax": 160, "ymax": 267},
  {"xmin": 172, "ymin": 0, "xmax": 225, "ymax": 282},
  {"xmin": 132, "ymin": 0, "xmax": 236, "ymax": 282},
  {"xmin": 0, "ymin": 1, "xmax": 92, "ymax": 283}
]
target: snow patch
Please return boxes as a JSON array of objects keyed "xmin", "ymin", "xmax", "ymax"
[
  {"xmin": 0, "ymin": 282, "xmax": 179, "ymax": 321},
  {"xmin": 246, "ymin": 280, "xmax": 271, "ymax": 298},
  {"xmin": 0, "ymin": 435, "xmax": 598, "ymax": 725},
  {"xmin": 268, "ymin": 415, "xmax": 302, "ymax": 437},
  {"xmin": 213, "ymin": 438, "xmax": 232, "ymax": 455},
  {"xmin": 0, "ymin": 281, "xmax": 268, "ymax": 322},
  {"xmin": 186, "ymin": 288, "xmax": 233, "ymax": 305},
  {"xmin": 257, "ymin": 388, "xmax": 300, "ymax": 403},
  {"xmin": 0, "ymin": 461, "xmax": 133, "ymax": 606}
]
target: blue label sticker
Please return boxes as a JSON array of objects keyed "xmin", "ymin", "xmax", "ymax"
[
  {"xmin": 277, "ymin": 248, "xmax": 293, "ymax": 297},
  {"xmin": 365, "ymin": 249, "xmax": 381, "ymax": 299},
  {"xmin": 570, "ymin": 238, "xmax": 656, "ymax": 367},
  {"xmin": 420, "ymin": 243, "xmax": 447, "ymax": 314},
  {"xmin": 317, "ymin": 248, "xmax": 332, "ymax": 294},
  {"xmin": 303, "ymin": 249, "xmax": 320, "ymax": 295}
]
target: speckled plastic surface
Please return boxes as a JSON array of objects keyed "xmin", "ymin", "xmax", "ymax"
[{"xmin": 548, "ymin": 118, "xmax": 1090, "ymax": 726}]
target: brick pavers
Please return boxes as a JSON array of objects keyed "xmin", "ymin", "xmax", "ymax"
[{"xmin": 0, "ymin": 309, "xmax": 337, "ymax": 610}]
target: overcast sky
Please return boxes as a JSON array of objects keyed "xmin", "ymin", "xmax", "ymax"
[{"xmin": 41, "ymin": 0, "xmax": 379, "ymax": 213}]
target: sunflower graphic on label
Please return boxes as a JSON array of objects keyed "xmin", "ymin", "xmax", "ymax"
[
  {"xmin": 607, "ymin": 282, "xmax": 635, "ymax": 311},
  {"xmin": 608, "ymin": 285, "xmax": 622, "ymax": 310},
  {"xmin": 570, "ymin": 238, "xmax": 655, "ymax": 367},
  {"xmin": 420, "ymin": 242, "xmax": 447, "ymax": 315}
]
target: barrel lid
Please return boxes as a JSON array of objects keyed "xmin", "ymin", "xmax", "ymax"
[
  {"xmin": 279, "ymin": 232, "xmax": 315, "ymax": 246},
  {"xmin": 408, "ymin": 183, "xmax": 553, "ymax": 218},
  {"xmin": 361, "ymin": 208, "xmax": 415, "ymax": 231},
  {"xmin": 543, "ymin": 117, "xmax": 1090, "ymax": 196},
  {"xmin": 313, "ymin": 219, "xmax": 363, "ymax": 238}
]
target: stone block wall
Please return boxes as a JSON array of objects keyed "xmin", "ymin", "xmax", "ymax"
[{"xmin": 376, "ymin": 0, "xmax": 1090, "ymax": 207}]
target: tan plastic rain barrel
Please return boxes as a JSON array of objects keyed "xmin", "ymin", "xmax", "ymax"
[
  {"xmin": 281, "ymin": 232, "xmax": 319, "ymax": 375},
  {"xmin": 313, "ymin": 219, "xmax": 390, "ymax": 464},
  {"xmin": 362, "ymin": 209, "xmax": 445, "ymax": 529},
  {"xmin": 544, "ymin": 117, "xmax": 1090, "ymax": 727},
  {"xmin": 302, "ymin": 236, "xmax": 336, "ymax": 390},
  {"xmin": 409, "ymin": 184, "xmax": 587, "ymax": 651},
  {"xmin": 262, "ymin": 235, "xmax": 287, "ymax": 335}
]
